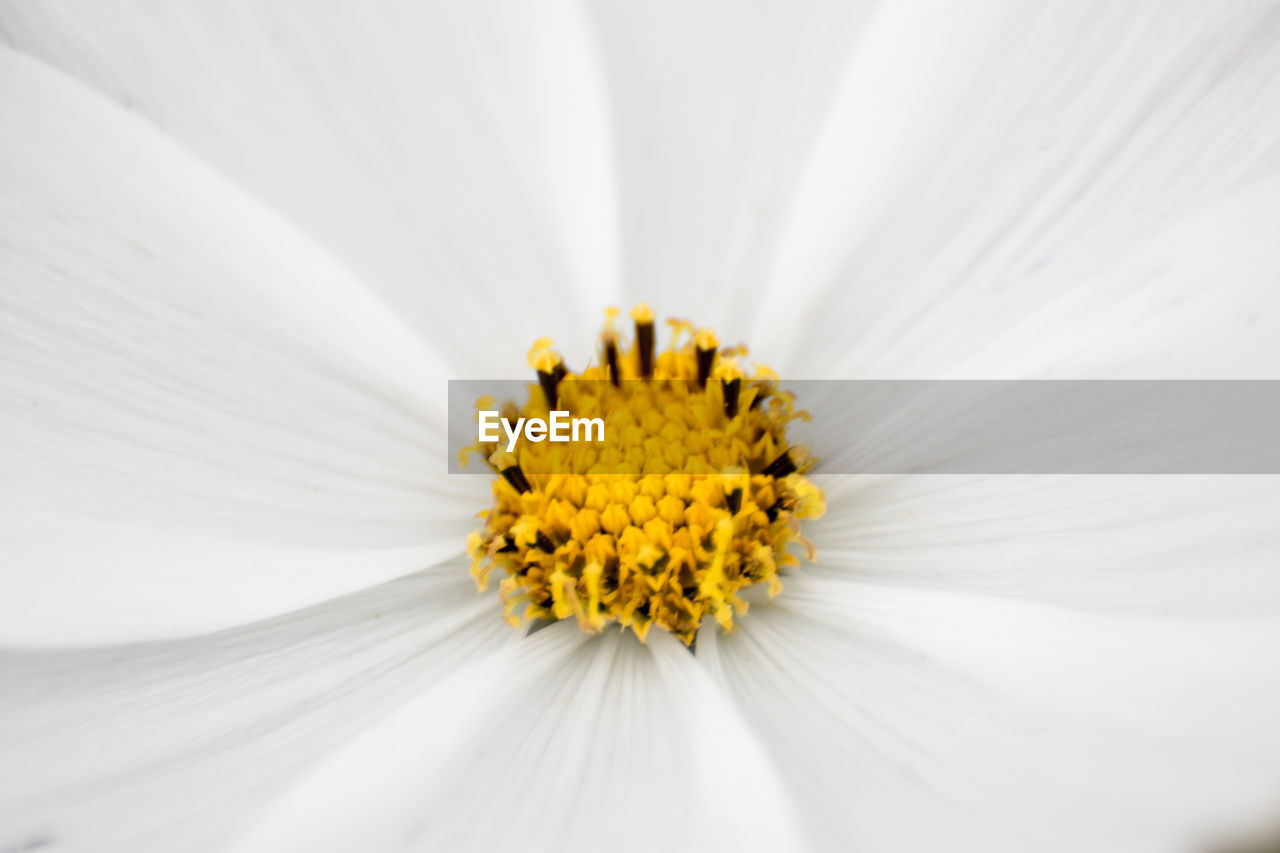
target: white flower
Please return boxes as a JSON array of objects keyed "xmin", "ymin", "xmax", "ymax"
[{"xmin": 3, "ymin": 2, "xmax": 1280, "ymax": 852}]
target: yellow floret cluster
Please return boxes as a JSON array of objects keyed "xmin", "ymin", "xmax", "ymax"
[{"xmin": 465, "ymin": 305, "xmax": 825, "ymax": 645}]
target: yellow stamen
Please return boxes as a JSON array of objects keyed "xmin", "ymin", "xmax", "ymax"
[{"xmin": 466, "ymin": 306, "xmax": 826, "ymax": 646}]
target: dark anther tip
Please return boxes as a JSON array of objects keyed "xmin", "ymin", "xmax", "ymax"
[
  {"xmin": 726, "ymin": 487, "xmax": 743, "ymax": 515},
  {"xmin": 537, "ymin": 364, "xmax": 565, "ymax": 410},
  {"xmin": 723, "ymin": 377, "xmax": 741, "ymax": 418},
  {"xmin": 604, "ymin": 338, "xmax": 621, "ymax": 387},
  {"xmin": 636, "ymin": 320, "xmax": 655, "ymax": 379},
  {"xmin": 695, "ymin": 346, "xmax": 716, "ymax": 389},
  {"xmin": 762, "ymin": 449, "xmax": 797, "ymax": 479},
  {"xmin": 765, "ymin": 498, "xmax": 784, "ymax": 522},
  {"xmin": 501, "ymin": 464, "xmax": 532, "ymax": 494}
]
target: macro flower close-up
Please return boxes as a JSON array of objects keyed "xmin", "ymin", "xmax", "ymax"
[{"xmin": 4, "ymin": 2, "xmax": 1280, "ymax": 852}]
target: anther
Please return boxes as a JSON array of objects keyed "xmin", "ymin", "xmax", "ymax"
[
  {"xmin": 535, "ymin": 530, "xmax": 556, "ymax": 553},
  {"xmin": 528, "ymin": 339, "xmax": 565, "ymax": 408},
  {"xmin": 694, "ymin": 329, "xmax": 718, "ymax": 389},
  {"xmin": 762, "ymin": 449, "xmax": 797, "ymax": 478},
  {"xmin": 726, "ymin": 487, "xmax": 743, "ymax": 515},
  {"xmin": 632, "ymin": 304, "xmax": 655, "ymax": 379},
  {"xmin": 723, "ymin": 377, "xmax": 741, "ymax": 418},
  {"xmin": 714, "ymin": 358, "xmax": 743, "ymax": 418},
  {"xmin": 537, "ymin": 361, "xmax": 565, "ymax": 410},
  {"xmin": 765, "ymin": 498, "xmax": 784, "ymax": 522},
  {"xmin": 500, "ymin": 464, "xmax": 532, "ymax": 494},
  {"xmin": 603, "ymin": 332, "xmax": 621, "ymax": 387}
]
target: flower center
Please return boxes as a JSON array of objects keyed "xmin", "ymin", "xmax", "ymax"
[{"xmin": 465, "ymin": 305, "xmax": 825, "ymax": 645}]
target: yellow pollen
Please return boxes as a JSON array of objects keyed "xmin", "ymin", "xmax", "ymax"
[{"xmin": 465, "ymin": 306, "xmax": 826, "ymax": 646}]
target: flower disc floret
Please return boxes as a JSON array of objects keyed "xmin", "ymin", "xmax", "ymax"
[{"xmin": 466, "ymin": 306, "xmax": 825, "ymax": 645}]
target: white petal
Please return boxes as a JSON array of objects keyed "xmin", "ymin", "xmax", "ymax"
[
  {"xmin": 0, "ymin": 0, "xmax": 621, "ymax": 369},
  {"xmin": 813, "ymin": 475, "xmax": 1280, "ymax": 617},
  {"xmin": 588, "ymin": 0, "xmax": 874, "ymax": 336},
  {"xmin": 754, "ymin": 1, "xmax": 1280, "ymax": 377},
  {"xmin": 0, "ymin": 49, "xmax": 479, "ymax": 645},
  {"xmin": 701, "ymin": 476, "xmax": 1280, "ymax": 851},
  {"xmin": 943, "ymin": 173, "xmax": 1280, "ymax": 378},
  {"xmin": 0, "ymin": 562, "xmax": 509, "ymax": 853},
  {"xmin": 233, "ymin": 622, "xmax": 805, "ymax": 853}
]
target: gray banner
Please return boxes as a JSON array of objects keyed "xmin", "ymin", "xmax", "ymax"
[{"xmin": 448, "ymin": 380, "xmax": 1280, "ymax": 474}]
